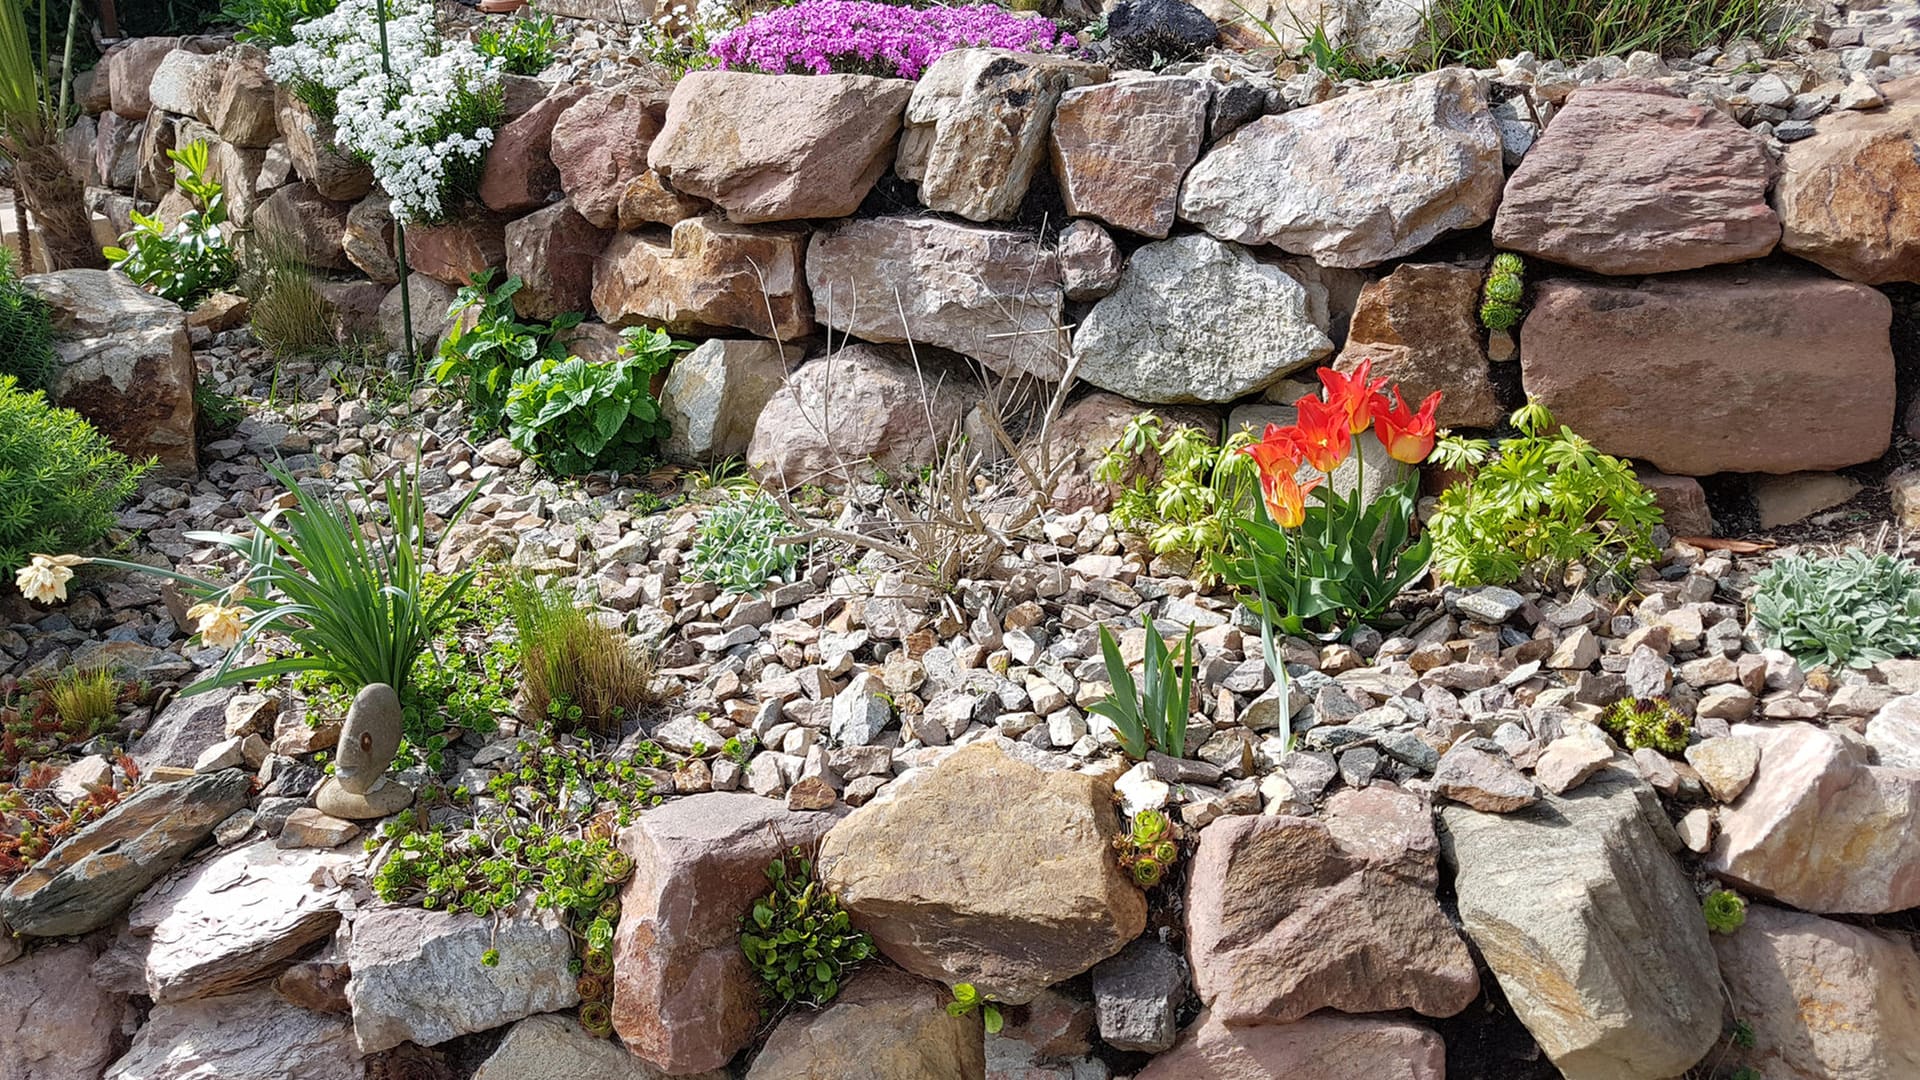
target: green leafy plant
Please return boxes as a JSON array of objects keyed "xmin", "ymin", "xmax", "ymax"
[
  {"xmin": 1750, "ymin": 550, "xmax": 1920, "ymax": 670},
  {"xmin": 1092, "ymin": 615, "xmax": 1194, "ymax": 761},
  {"xmin": 1730, "ymin": 1018, "xmax": 1757, "ymax": 1050},
  {"xmin": 1600, "ymin": 697, "xmax": 1691, "ymax": 755},
  {"xmin": 946, "ymin": 982, "xmax": 1003, "ymax": 1035},
  {"xmin": 0, "ymin": 247, "xmax": 57, "ymax": 391},
  {"xmin": 221, "ymin": 0, "xmax": 338, "ymax": 45},
  {"xmin": 1097, "ymin": 414, "xmax": 1257, "ymax": 577},
  {"xmin": 1480, "ymin": 252, "xmax": 1525, "ymax": 331},
  {"xmin": 1428, "ymin": 400, "xmax": 1662, "ymax": 588},
  {"xmin": 195, "ymin": 379, "xmax": 246, "ymax": 435},
  {"xmin": 473, "ymin": 11, "xmax": 558, "ymax": 74},
  {"xmin": 1703, "ymin": 889, "xmax": 1748, "ymax": 935},
  {"xmin": 104, "ymin": 139, "xmax": 237, "ymax": 306},
  {"xmin": 433, "ymin": 271, "xmax": 581, "ymax": 436},
  {"xmin": 1428, "ymin": 0, "xmax": 1795, "ymax": 69},
  {"xmin": 0, "ymin": 374, "xmax": 150, "ymax": 577},
  {"xmin": 686, "ymin": 493, "xmax": 804, "ymax": 595},
  {"xmin": 44, "ymin": 663, "xmax": 122, "ymax": 732},
  {"xmin": 507, "ymin": 574, "xmax": 661, "ymax": 738},
  {"xmin": 503, "ymin": 327, "xmax": 688, "ymax": 476},
  {"xmin": 1113, "ymin": 808, "xmax": 1181, "ymax": 888},
  {"xmin": 240, "ymin": 234, "xmax": 335, "ymax": 358},
  {"xmin": 741, "ymin": 848, "xmax": 873, "ymax": 1007}
]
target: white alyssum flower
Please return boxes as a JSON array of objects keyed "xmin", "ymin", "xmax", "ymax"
[{"xmin": 268, "ymin": 0, "xmax": 500, "ymax": 222}]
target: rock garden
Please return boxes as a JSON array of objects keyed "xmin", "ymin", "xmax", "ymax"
[{"xmin": 3, "ymin": 0, "xmax": 1920, "ymax": 1076}]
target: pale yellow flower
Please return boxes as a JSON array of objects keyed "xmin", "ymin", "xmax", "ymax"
[
  {"xmin": 187, "ymin": 600, "xmax": 248, "ymax": 649},
  {"xmin": 14, "ymin": 554, "xmax": 86, "ymax": 605}
]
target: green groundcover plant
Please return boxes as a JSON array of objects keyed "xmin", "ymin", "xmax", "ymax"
[
  {"xmin": 1751, "ymin": 549, "xmax": 1920, "ymax": 670},
  {"xmin": 740, "ymin": 847, "xmax": 873, "ymax": 1007},
  {"xmin": 687, "ymin": 492, "xmax": 805, "ymax": 595},
  {"xmin": 504, "ymin": 327, "xmax": 689, "ymax": 476}
]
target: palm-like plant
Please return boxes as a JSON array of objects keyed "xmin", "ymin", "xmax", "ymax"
[{"xmin": 0, "ymin": 0, "xmax": 100, "ymax": 271}]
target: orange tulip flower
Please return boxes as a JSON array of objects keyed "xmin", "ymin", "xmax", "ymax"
[
  {"xmin": 1373, "ymin": 388, "xmax": 1444, "ymax": 464},
  {"xmin": 1291, "ymin": 395, "xmax": 1351, "ymax": 473},
  {"xmin": 1261, "ymin": 471, "xmax": 1322, "ymax": 529},
  {"xmin": 1243, "ymin": 423, "xmax": 1304, "ymax": 477},
  {"xmin": 1318, "ymin": 359, "xmax": 1389, "ymax": 435}
]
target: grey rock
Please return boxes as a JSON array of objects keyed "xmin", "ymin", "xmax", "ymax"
[
  {"xmin": 133, "ymin": 687, "xmax": 239, "ymax": 771},
  {"xmin": 334, "ymin": 683, "xmax": 402, "ymax": 795},
  {"xmin": 1092, "ymin": 938, "xmax": 1184, "ymax": 1053},
  {"xmin": 475, "ymin": 1013, "xmax": 721, "ymax": 1080},
  {"xmin": 105, "ymin": 985, "xmax": 358, "ymax": 1080},
  {"xmin": 831, "ymin": 672, "xmax": 893, "ymax": 746},
  {"xmin": 0, "ymin": 938, "xmax": 128, "ymax": 1080}
]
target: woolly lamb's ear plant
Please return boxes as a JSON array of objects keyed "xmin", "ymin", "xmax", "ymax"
[
  {"xmin": 687, "ymin": 491, "xmax": 805, "ymax": 595},
  {"xmin": 18, "ymin": 466, "xmax": 479, "ymax": 697},
  {"xmin": 1091, "ymin": 615, "xmax": 1195, "ymax": 760},
  {"xmin": 1750, "ymin": 549, "xmax": 1920, "ymax": 670}
]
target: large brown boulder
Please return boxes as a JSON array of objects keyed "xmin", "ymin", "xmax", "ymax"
[
  {"xmin": 0, "ymin": 939, "xmax": 129, "ymax": 1080},
  {"xmin": 745, "ymin": 968, "xmax": 987, "ymax": 1080},
  {"xmin": 1050, "ymin": 74, "xmax": 1208, "ymax": 238},
  {"xmin": 807, "ymin": 215, "xmax": 1065, "ymax": 380},
  {"xmin": 505, "ymin": 202, "xmax": 610, "ymax": 321},
  {"xmin": 609, "ymin": 792, "xmax": 842, "ymax": 1076},
  {"xmin": 1714, "ymin": 903, "xmax": 1920, "ymax": 1079},
  {"xmin": 479, "ymin": 85, "xmax": 590, "ymax": 215},
  {"xmin": 1034, "ymin": 391, "xmax": 1219, "ymax": 513},
  {"xmin": 0, "ymin": 770, "xmax": 250, "ymax": 937},
  {"xmin": 747, "ymin": 344, "xmax": 980, "ymax": 490},
  {"xmin": 24, "ymin": 268, "xmax": 198, "ymax": 474},
  {"xmin": 1135, "ymin": 1011, "xmax": 1446, "ymax": 1080},
  {"xmin": 406, "ymin": 214, "xmax": 508, "ymax": 287},
  {"xmin": 1774, "ymin": 75, "xmax": 1920, "ymax": 285},
  {"xmin": 343, "ymin": 192, "xmax": 398, "ymax": 284},
  {"xmin": 1187, "ymin": 784, "xmax": 1479, "ymax": 1023},
  {"xmin": 1335, "ymin": 261, "xmax": 1498, "ymax": 429},
  {"xmin": 108, "ymin": 36, "xmax": 181, "ymax": 119},
  {"xmin": 1493, "ymin": 81, "xmax": 1779, "ymax": 275},
  {"xmin": 1520, "ymin": 264, "xmax": 1895, "ymax": 475},
  {"xmin": 210, "ymin": 47, "xmax": 279, "ymax": 148},
  {"xmin": 817, "ymin": 741, "xmax": 1147, "ymax": 1005},
  {"xmin": 897, "ymin": 48, "xmax": 1105, "ymax": 223},
  {"xmin": 592, "ymin": 216, "xmax": 812, "ymax": 339},
  {"xmin": 550, "ymin": 88, "xmax": 669, "ymax": 230},
  {"xmin": 252, "ymin": 182, "xmax": 354, "ymax": 271},
  {"xmin": 650, "ymin": 71, "xmax": 912, "ymax": 223},
  {"xmin": 275, "ymin": 92, "xmax": 374, "ymax": 202}
]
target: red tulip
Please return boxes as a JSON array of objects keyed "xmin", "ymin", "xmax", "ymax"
[
  {"xmin": 1318, "ymin": 360, "xmax": 1389, "ymax": 435},
  {"xmin": 1291, "ymin": 395, "xmax": 1351, "ymax": 473},
  {"xmin": 1373, "ymin": 388, "xmax": 1444, "ymax": 464},
  {"xmin": 1261, "ymin": 471, "xmax": 1321, "ymax": 529},
  {"xmin": 1243, "ymin": 422, "xmax": 1304, "ymax": 477}
]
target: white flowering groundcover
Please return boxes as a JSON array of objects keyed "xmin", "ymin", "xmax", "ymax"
[{"xmin": 267, "ymin": 0, "xmax": 504, "ymax": 222}]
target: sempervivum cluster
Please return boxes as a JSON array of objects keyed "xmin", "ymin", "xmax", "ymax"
[
  {"xmin": 266, "ymin": 0, "xmax": 499, "ymax": 222},
  {"xmin": 708, "ymin": 0, "xmax": 1075, "ymax": 79}
]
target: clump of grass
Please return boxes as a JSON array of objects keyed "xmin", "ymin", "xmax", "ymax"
[
  {"xmin": 508, "ymin": 575, "xmax": 661, "ymax": 738},
  {"xmin": 45, "ymin": 664, "xmax": 122, "ymax": 734},
  {"xmin": 1428, "ymin": 0, "xmax": 1797, "ymax": 68},
  {"xmin": 240, "ymin": 235, "xmax": 334, "ymax": 358}
]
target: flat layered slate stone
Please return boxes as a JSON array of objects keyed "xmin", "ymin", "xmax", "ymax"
[
  {"xmin": 104, "ymin": 985, "xmax": 359, "ymax": 1080},
  {"xmin": 1774, "ymin": 75, "xmax": 1920, "ymax": 285},
  {"xmin": 0, "ymin": 938, "xmax": 129, "ymax": 1080},
  {"xmin": 1050, "ymin": 75, "xmax": 1209, "ymax": 238},
  {"xmin": 1707, "ymin": 722, "xmax": 1920, "ymax": 914},
  {"xmin": 1177, "ymin": 68, "xmax": 1503, "ymax": 268},
  {"xmin": 1439, "ymin": 761, "xmax": 1722, "ymax": 1080},
  {"xmin": 650, "ymin": 71, "xmax": 912, "ymax": 224},
  {"xmin": 1714, "ymin": 903, "xmax": 1920, "ymax": 1080},
  {"xmin": 609, "ymin": 792, "xmax": 843, "ymax": 1076},
  {"xmin": 1520, "ymin": 264, "xmax": 1895, "ymax": 476},
  {"xmin": 807, "ymin": 215, "xmax": 1066, "ymax": 380},
  {"xmin": 1492, "ymin": 81, "xmax": 1779, "ymax": 275},
  {"xmin": 818, "ymin": 741, "xmax": 1146, "ymax": 1004},
  {"xmin": 346, "ymin": 901, "xmax": 578, "ymax": 1053},
  {"xmin": 1074, "ymin": 233, "xmax": 1331, "ymax": 404},
  {"xmin": 475, "ymin": 1014, "xmax": 726, "ymax": 1080},
  {"xmin": 744, "ymin": 967, "xmax": 987, "ymax": 1080},
  {"xmin": 1135, "ymin": 1010, "xmax": 1446, "ymax": 1080},
  {"xmin": 0, "ymin": 769, "xmax": 250, "ymax": 937},
  {"xmin": 1186, "ymin": 784, "xmax": 1479, "ymax": 1023},
  {"xmin": 128, "ymin": 838, "xmax": 353, "ymax": 1002}
]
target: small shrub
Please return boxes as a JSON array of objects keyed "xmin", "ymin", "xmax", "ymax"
[
  {"xmin": 508, "ymin": 575, "xmax": 659, "ymax": 738},
  {"xmin": 1703, "ymin": 889, "xmax": 1748, "ymax": 934},
  {"xmin": 1113, "ymin": 808, "xmax": 1182, "ymax": 888},
  {"xmin": 104, "ymin": 140, "xmax": 237, "ymax": 306},
  {"xmin": 432, "ymin": 271, "xmax": 578, "ymax": 436},
  {"xmin": 946, "ymin": 982, "xmax": 1003, "ymax": 1034},
  {"xmin": 1480, "ymin": 252, "xmax": 1525, "ymax": 331},
  {"xmin": 1428, "ymin": 401, "xmax": 1662, "ymax": 588},
  {"xmin": 503, "ymin": 327, "xmax": 687, "ymax": 476},
  {"xmin": 473, "ymin": 12, "xmax": 559, "ymax": 75},
  {"xmin": 0, "ymin": 375, "xmax": 151, "ymax": 579},
  {"xmin": 686, "ymin": 493, "xmax": 804, "ymax": 594},
  {"xmin": 1092, "ymin": 614, "xmax": 1194, "ymax": 760},
  {"xmin": 1751, "ymin": 550, "xmax": 1920, "ymax": 670},
  {"xmin": 222, "ymin": 0, "xmax": 339, "ymax": 46},
  {"xmin": 710, "ymin": 0, "xmax": 1075, "ymax": 79},
  {"xmin": 0, "ymin": 247, "xmax": 57, "ymax": 392},
  {"xmin": 1097, "ymin": 414, "xmax": 1257, "ymax": 577},
  {"xmin": 741, "ymin": 848, "xmax": 873, "ymax": 1007},
  {"xmin": 1600, "ymin": 697, "xmax": 1690, "ymax": 755}
]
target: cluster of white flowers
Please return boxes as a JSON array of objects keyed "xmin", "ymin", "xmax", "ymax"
[{"xmin": 266, "ymin": 0, "xmax": 499, "ymax": 222}]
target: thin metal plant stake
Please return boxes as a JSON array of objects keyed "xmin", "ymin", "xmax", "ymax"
[{"xmin": 373, "ymin": 0, "xmax": 416, "ymax": 371}]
